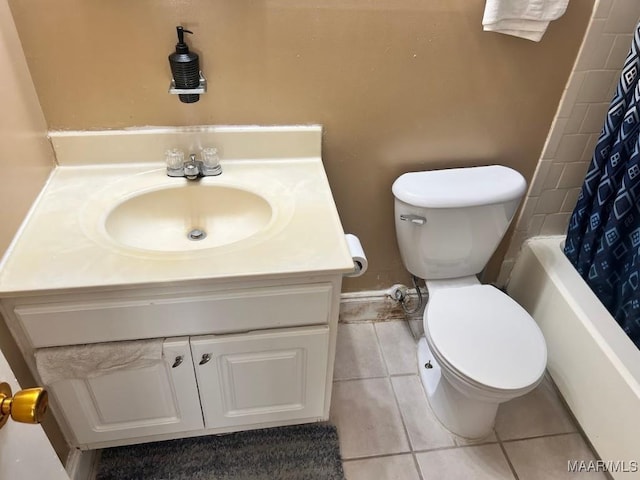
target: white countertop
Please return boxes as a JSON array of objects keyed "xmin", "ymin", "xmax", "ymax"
[{"xmin": 0, "ymin": 135, "xmax": 354, "ymax": 295}]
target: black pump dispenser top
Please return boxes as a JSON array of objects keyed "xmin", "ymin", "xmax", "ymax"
[
  {"xmin": 174, "ymin": 26, "xmax": 192, "ymax": 54},
  {"xmin": 169, "ymin": 26, "xmax": 200, "ymax": 103}
]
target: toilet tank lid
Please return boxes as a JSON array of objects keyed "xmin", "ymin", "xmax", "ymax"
[{"xmin": 392, "ymin": 165, "xmax": 526, "ymax": 208}]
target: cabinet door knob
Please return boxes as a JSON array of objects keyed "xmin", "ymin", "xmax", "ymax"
[
  {"xmin": 199, "ymin": 353, "xmax": 212, "ymax": 365},
  {"xmin": 172, "ymin": 356, "xmax": 183, "ymax": 368}
]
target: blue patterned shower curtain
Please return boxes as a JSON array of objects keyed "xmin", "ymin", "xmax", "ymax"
[{"xmin": 565, "ymin": 22, "xmax": 640, "ymax": 349}]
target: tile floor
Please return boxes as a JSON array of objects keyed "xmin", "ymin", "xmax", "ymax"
[{"xmin": 331, "ymin": 321, "xmax": 607, "ymax": 480}]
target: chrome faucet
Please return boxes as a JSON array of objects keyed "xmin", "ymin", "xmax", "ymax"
[
  {"xmin": 166, "ymin": 148, "xmax": 222, "ymax": 180},
  {"xmin": 183, "ymin": 154, "xmax": 201, "ymax": 180}
]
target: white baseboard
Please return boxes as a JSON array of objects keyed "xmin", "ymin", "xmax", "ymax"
[
  {"xmin": 66, "ymin": 448, "xmax": 98, "ymax": 480},
  {"xmin": 339, "ymin": 289, "xmax": 423, "ymax": 321},
  {"xmin": 339, "ymin": 289, "xmax": 405, "ymax": 323}
]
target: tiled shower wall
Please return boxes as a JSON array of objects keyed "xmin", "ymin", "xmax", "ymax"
[{"xmin": 498, "ymin": 0, "xmax": 640, "ymax": 285}]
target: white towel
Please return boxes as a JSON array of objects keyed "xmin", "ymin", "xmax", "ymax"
[
  {"xmin": 483, "ymin": 0, "xmax": 570, "ymax": 42},
  {"xmin": 35, "ymin": 339, "xmax": 164, "ymax": 385}
]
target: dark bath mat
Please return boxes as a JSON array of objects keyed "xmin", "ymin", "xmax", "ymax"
[{"xmin": 96, "ymin": 423, "xmax": 345, "ymax": 480}]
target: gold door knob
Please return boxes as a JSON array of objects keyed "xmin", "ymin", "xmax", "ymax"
[{"xmin": 0, "ymin": 382, "xmax": 48, "ymax": 429}]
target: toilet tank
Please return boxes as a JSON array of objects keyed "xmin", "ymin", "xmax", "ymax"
[{"xmin": 392, "ymin": 166, "xmax": 526, "ymax": 279}]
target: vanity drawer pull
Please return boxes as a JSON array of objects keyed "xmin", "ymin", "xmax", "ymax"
[
  {"xmin": 199, "ymin": 353, "xmax": 212, "ymax": 365},
  {"xmin": 172, "ymin": 356, "xmax": 183, "ymax": 368}
]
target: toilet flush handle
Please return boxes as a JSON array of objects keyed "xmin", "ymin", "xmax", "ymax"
[{"xmin": 400, "ymin": 214, "xmax": 426, "ymax": 226}]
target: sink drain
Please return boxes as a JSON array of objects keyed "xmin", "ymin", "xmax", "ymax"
[{"xmin": 187, "ymin": 228, "xmax": 207, "ymax": 241}]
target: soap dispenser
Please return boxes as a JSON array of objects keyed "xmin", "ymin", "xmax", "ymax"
[{"xmin": 169, "ymin": 26, "xmax": 200, "ymax": 103}]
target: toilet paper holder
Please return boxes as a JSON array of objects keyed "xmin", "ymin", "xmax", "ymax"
[{"xmin": 345, "ymin": 234, "xmax": 368, "ymax": 278}]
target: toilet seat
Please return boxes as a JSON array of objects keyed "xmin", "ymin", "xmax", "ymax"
[{"xmin": 424, "ymin": 285, "xmax": 546, "ymax": 392}]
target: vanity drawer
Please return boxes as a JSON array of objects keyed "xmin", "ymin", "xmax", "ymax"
[{"xmin": 15, "ymin": 283, "xmax": 333, "ymax": 347}]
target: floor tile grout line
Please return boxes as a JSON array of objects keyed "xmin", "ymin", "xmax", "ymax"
[
  {"xmin": 343, "ymin": 318, "xmax": 441, "ymax": 480},
  {"xmin": 333, "ymin": 372, "xmax": 420, "ymax": 383},
  {"xmin": 341, "ymin": 430, "xmax": 589, "ymax": 467},
  {"xmin": 373, "ymin": 318, "xmax": 422, "ymax": 377},
  {"xmin": 410, "ymin": 438, "xmax": 521, "ymax": 480},
  {"xmin": 412, "ymin": 452, "xmax": 426, "ymax": 480},
  {"xmin": 373, "ymin": 316, "xmax": 427, "ymax": 478},
  {"xmin": 406, "ymin": 430, "xmax": 580, "ymax": 454},
  {"xmin": 341, "ymin": 450, "xmax": 426, "ymax": 479},
  {"xmin": 341, "ymin": 435, "xmax": 504, "ymax": 461},
  {"xmin": 334, "ymin": 320, "xmax": 389, "ymax": 382},
  {"xmin": 333, "ymin": 374, "xmax": 390, "ymax": 382},
  {"xmin": 336, "ymin": 320, "xmax": 421, "ymax": 382},
  {"xmin": 369, "ymin": 318, "xmax": 409, "ymax": 447},
  {"xmin": 342, "ymin": 451, "xmax": 414, "ymax": 463},
  {"xmin": 410, "ymin": 439, "xmax": 499, "ymax": 455},
  {"xmin": 371, "ymin": 319, "xmax": 391, "ymax": 378},
  {"xmin": 333, "ymin": 371, "xmax": 431, "ymax": 383},
  {"xmin": 384, "ymin": 359, "xmax": 417, "ymax": 460},
  {"xmin": 495, "ymin": 430, "xmax": 520, "ymax": 480},
  {"xmin": 389, "ymin": 372, "xmax": 420, "ymax": 378},
  {"xmin": 500, "ymin": 430, "xmax": 581, "ymax": 444}
]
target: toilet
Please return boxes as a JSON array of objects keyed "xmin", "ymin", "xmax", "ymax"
[{"xmin": 392, "ymin": 165, "xmax": 547, "ymax": 439}]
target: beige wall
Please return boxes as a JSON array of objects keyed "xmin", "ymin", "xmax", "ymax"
[
  {"xmin": 0, "ymin": 1, "xmax": 53, "ymax": 253},
  {"xmin": 9, "ymin": 0, "xmax": 594, "ymax": 291},
  {"xmin": 0, "ymin": 0, "xmax": 66, "ymax": 461}
]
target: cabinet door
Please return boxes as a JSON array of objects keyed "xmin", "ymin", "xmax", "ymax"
[
  {"xmin": 49, "ymin": 337, "xmax": 203, "ymax": 446},
  {"xmin": 191, "ymin": 326, "xmax": 329, "ymax": 429}
]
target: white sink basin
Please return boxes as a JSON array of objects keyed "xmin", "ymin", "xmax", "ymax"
[
  {"xmin": 0, "ymin": 126, "xmax": 356, "ymax": 293},
  {"xmin": 105, "ymin": 185, "xmax": 273, "ymax": 252}
]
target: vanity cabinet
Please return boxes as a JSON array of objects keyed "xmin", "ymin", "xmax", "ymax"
[
  {"xmin": 0, "ymin": 278, "xmax": 342, "ymax": 449},
  {"xmin": 0, "ymin": 126, "xmax": 355, "ymax": 451},
  {"xmin": 13, "ymin": 284, "xmax": 333, "ymax": 348},
  {"xmin": 49, "ymin": 337, "xmax": 203, "ymax": 445},
  {"xmin": 49, "ymin": 326, "xmax": 330, "ymax": 446},
  {"xmin": 192, "ymin": 326, "xmax": 329, "ymax": 429}
]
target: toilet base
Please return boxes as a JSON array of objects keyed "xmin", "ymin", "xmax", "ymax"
[{"xmin": 418, "ymin": 338, "xmax": 497, "ymax": 440}]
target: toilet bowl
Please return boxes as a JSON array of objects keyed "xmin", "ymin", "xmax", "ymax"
[
  {"xmin": 420, "ymin": 279, "xmax": 546, "ymax": 438},
  {"xmin": 392, "ymin": 165, "xmax": 547, "ymax": 439}
]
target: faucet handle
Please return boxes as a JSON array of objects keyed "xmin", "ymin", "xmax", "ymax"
[
  {"xmin": 165, "ymin": 148, "xmax": 185, "ymax": 171},
  {"xmin": 202, "ymin": 147, "xmax": 222, "ymax": 176}
]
